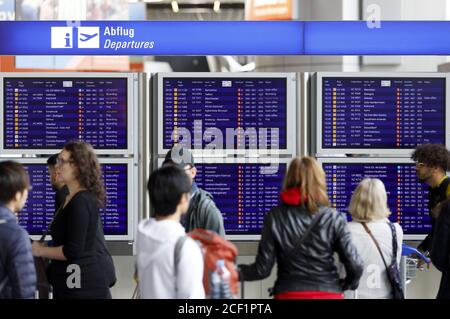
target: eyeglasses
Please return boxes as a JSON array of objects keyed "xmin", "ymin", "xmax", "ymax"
[
  {"xmin": 415, "ymin": 162, "xmax": 426, "ymax": 168},
  {"xmin": 56, "ymin": 157, "xmax": 74, "ymax": 166}
]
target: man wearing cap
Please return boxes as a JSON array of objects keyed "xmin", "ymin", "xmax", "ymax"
[{"xmin": 163, "ymin": 145, "xmax": 225, "ymax": 237}]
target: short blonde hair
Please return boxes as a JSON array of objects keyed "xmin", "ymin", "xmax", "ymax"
[
  {"xmin": 283, "ymin": 156, "xmax": 329, "ymax": 213},
  {"xmin": 348, "ymin": 178, "xmax": 391, "ymax": 222}
]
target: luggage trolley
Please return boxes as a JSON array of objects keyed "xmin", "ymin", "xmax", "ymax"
[{"xmin": 400, "ymin": 244, "xmax": 431, "ymax": 294}]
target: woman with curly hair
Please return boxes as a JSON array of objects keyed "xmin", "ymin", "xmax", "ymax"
[{"xmin": 32, "ymin": 141, "xmax": 114, "ymax": 299}]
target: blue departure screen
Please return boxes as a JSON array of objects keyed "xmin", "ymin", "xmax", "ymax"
[
  {"xmin": 3, "ymin": 78, "xmax": 127, "ymax": 150},
  {"xmin": 194, "ymin": 163, "xmax": 286, "ymax": 235},
  {"xmin": 322, "ymin": 162, "xmax": 430, "ymax": 234},
  {"xmin": 162, "ymin": 78, "xmax": 287, "ymax": 150},
  {"xmin": 19, "ymin": 163, "xmax": 128, "ymax": 236},
  {"xmin": 322, "ymin": 77, "xmax": 446, "ymax": 148}
]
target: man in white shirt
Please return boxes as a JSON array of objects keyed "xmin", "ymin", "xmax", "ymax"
[{"xmin": 137, "ymin": 165, "xmax": 205, "ymax": 299}]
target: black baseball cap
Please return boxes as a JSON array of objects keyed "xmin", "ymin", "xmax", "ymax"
[{"xmin": 163, "ymin": 145, "xmax": 195, "ymax": 168}]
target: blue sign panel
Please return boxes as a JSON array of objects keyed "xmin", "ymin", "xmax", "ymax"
[
  {"xmin": 0, "ymin": 21, "xmax": 303, "ymax": 55},
  {"xmin": 3, "ymin": 77, "xmax": 128, "ymax": 150},
  {"xmin": 2, "ymin": 20, "xmax": 450, "ymax": 55},
  {"xmin": 322, "ymin": 77, "xmax": 446, "ymax": 148},
  {"xmin": 162, "ymin": 77, "xmax": 287, "ymax": 149}
]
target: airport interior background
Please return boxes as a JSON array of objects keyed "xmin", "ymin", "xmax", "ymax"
[{"xmin": 1, "ymin": 0, "xmax": 450, "ymax": 299}]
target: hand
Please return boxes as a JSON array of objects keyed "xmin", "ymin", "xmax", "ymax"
[
  {"xmin": 32, "ymin": 241, "xmax": 46, "ymax": 257},
  {"xmin": 417, "ymin": 258, "xmax": 430, "ymax": 271}
]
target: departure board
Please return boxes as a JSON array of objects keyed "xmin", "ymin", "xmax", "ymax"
[
  {"xmin": 322, "ymin": 162, "xmax": 430, "ymax": 234},
  {"xmin": 3, "ymin": 78, "xmax": 127, "ymax": 150},
  {"xmin": 194, "ymin": 163, "xmax": 286, "ymax": 235},
  {"xmin": 19, "ymin": 163, "xmax": 128, "ymax": 236},
  {"xmin": 162, "ymin": 78, "xmax": 287, "ymax": 150},
  {"xmin": 322, "ymin": 77, "xmax": 446, "ymax": 149}
]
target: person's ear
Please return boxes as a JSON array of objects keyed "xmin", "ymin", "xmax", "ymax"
[
  {"xmin": 179, "ymin": 193, "xmax": 190, "ymax": 214},
  {"xmin": 13, "ymin": 190, "xmax": 26, "ymax": 212},
  {"xmin": 191, "ymin": 166, "xmax": 197, "ymax": 179},
  {"xmin": 14, "ymin": 190, "xmax": 22, "ymax": 204},
  {"xmin": 181, "ymin": 193, "xmax": 189, "ymax": 204}
]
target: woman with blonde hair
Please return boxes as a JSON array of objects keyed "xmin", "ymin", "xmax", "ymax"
[
  {"xmin": 238, "ymin": 156, "xmax": 363, "ymax": 299},
  {"xmin": 346, "ymin": 178, "xmax": 403, "ymax": 299}
]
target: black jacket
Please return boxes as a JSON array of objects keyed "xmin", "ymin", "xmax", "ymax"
[
  {"xmin": 238, "ymin": 205, "xmax": 363, "ymax": 294},
  {"xmin": 0, "ymin": 205, "xmax": 37, "ymax": 299},
  {"xmin": 419, "ymin": 176, "xmax": 450, "ymax": 253},
  {"xmin": 431, "ymin": 200, "xmax": 450, "ymax": 299}
]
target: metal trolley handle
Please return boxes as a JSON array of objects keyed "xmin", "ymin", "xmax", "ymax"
[{"xmin": 401, "ymin": 244, "xmax": 431, "ymax": 264}]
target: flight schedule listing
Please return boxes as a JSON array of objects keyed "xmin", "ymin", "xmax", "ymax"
[
  {"xmin": 3, "ymin": 78, "xmax": 128, "ymax": 149},
  {"xmin": 194, "ymin": 163, "xmax": 286, "ymax": 234},
  {"xmin": 163, "ymin": 78, "xmax": 287, "ymax": 149},
  {"xmin": 18, "ymin": 164, "xmax": 128, "ymax": 236},
  {"xmin": 322, "ymin": 77, "xmax": 446, "ymax": 148},
  {"xmin": 323, "ymin": 163, "xmax": 430, "ymax": 234}
]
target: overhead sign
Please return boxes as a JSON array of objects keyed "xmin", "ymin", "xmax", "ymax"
[
  {"xmin": 2, "ymin": 21, "xmax": 450, "ymax": 55},
  {"xmin": 0, "ymin": 21, "xmax": 302, "ymax": 55}
]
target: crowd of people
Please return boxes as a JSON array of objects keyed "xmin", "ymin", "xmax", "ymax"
[{"xmin": 0, "ymin": 142, "xmax": 449, "ymax": 299}]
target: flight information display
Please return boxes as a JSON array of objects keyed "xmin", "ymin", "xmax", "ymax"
[
  {"xmin": 322, "ymin": 162, "xmax": 430, "ymax": 234},
  {"xmin": 162, "ymin": 77, "xmax": 287, "ymax": 150},
  {"xmin": 3, "ymin": 78, "xmax": 128, "ymax": 149},
  {"xmin": 194, "ymin": 163, "xmax": 286, "ymax": 235},
  {"xmin": 19, "ymin": 163, "xmax": 128, "ymax": 236},
  {"xmin": 322, "ymin": 77, "xmax": 446, "ymax": 148}
]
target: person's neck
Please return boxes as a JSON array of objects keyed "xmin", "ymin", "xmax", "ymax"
[
  {"xmin": 67, "ymin": 181, "xmax": 85, "ymax": 196},
  {"xmin": 428, "ymin": 171, "xmax": 446, "ymax": 188},
  {"xmin": 5, "ymin": 202, "xmax": 17, "ymax": 214},
  {"xmin": 155, "ymin": 210, "xmax": 182, "ymax": 222}
]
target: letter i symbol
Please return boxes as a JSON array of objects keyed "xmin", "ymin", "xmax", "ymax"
[{"xmin": 65, "ymin": 33, "xmax": 71, "ymax": 48}]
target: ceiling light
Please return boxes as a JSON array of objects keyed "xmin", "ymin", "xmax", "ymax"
[
  {"xmin": 213, "ymin": 1, "xmax": 221, "ymax": 13},
  {"xmin": 171, "ymin": 1, "xmax": 179, "ymax": 13}
]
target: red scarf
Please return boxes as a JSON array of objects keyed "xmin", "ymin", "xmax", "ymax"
[{"xmin": 280, "ymin": 188, "xmax": 308, "ymax": 206}]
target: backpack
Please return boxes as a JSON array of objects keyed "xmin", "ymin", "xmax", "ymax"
[{"xmin": 182, "ymin": 228, "xmax": 239, "ymax": 298}]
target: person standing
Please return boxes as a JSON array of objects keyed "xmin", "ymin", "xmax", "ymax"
[
  {"xmin": 238, "ymin": 157, "xmax": 363, "ymax": 299},
  {"xmin": 0, "ymin": 161, "xmax": 36, "ymax": 299},
  {"xmin": 346, "ymin": 178, "xmax": 403, "ymax": 299},
  {"xmin": 163, "ymin": 145, "xmax": 225, "ymax": 237},
  {"xmin": 32, "ymin": 141, "xmax": 115, "ymax": 299},
  {"xmin": 137, "ymin": 165, "xmax": 205, "ymax": 299},
  {"xmin": 411, "ymin": 144, "xmax": 450, "ymax": 257}
]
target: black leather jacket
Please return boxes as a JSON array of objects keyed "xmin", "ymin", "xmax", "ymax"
[{"xmin": 239, "ymin": 205, "xmax": 363, "ymax": 294}]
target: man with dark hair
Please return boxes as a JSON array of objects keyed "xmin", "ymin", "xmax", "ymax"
[
  {"xmin": 163, "ymin": 145, "xmax": 225, "ymax": 237},
  {"xmin": 136, "ymin": 165, "xmax": 205, "ymax": 299},
  {"xmin": 47, "ymin": 153, "xmax": 69, "ymax": 210},
  {"xmin": 0, "ymin": 161, "xmax": 37, "ymax": 299},
  {"xmin": 411, "ymin": 143, "xmax": 450, "ymax": 256}
]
